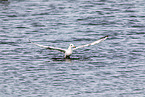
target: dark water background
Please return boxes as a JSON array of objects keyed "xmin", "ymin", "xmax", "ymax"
[{"xmin": 0, "ymin": 0, "xmax": 145, "ymax": 97}]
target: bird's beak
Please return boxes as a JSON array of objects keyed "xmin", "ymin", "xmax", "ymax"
[{"xmin": 73, "ymin": 46, "xmax": 76, "ymax": 48}]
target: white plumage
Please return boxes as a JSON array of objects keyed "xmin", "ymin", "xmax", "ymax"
[{"xmin": 29, "ymin": 35, "xmax": 108, "ymax": 58}]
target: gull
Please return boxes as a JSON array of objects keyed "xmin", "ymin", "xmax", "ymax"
[{"xmin": 29, "ymin": 35, "xmax": 108, "ymax": 58}]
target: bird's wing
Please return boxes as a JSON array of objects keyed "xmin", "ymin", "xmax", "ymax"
[
  {"xmin": 73, "ymin": 35, "xmax": 108, "ymax": 50},
  {"xmin": 29, "ymin": 40, "xmax": 66, "ymax": 53}
]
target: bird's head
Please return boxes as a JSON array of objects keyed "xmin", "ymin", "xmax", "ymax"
[{"xmin": 69, "ymin": 44, "xmax": 76, "ymax": 48}]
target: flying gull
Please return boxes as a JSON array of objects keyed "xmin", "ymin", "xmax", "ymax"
[{"xmin": 29, "ymin": 35, "xmax": 108, "ymax": 58}]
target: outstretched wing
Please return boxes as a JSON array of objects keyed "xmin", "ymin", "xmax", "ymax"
[
  {"xmin": 29, "ymin": 40, "xmax": 66, "ymax": 53},
  {"xmin": 73, "ymin": 35, "xmax": 108, "ymax": 50}
]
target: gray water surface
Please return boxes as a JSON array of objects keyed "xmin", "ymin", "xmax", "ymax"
[{"xmin": 0, "ymin": 0, "xmax": 145, "ymax": 97}]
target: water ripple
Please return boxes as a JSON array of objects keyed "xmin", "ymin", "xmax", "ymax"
[{"xmin": 0, "ymin": 0, "xmax": 145, "ymax": 97}]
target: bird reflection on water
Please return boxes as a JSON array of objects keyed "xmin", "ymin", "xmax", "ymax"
[
  {"xmin": 52, "ymin": 56, "xmax": 90, "ymax": 63},
  {"xmin": 0, "ymin": 0, "xmax": 10, "ymax": 5}
]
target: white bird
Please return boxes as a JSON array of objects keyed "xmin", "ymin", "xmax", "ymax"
[{"xmin": 29, "ymin": 35, "xmax": 108, "ymax": 58}]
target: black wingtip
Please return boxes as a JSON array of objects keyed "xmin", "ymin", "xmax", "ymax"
[
  {"xmin": 100, "ymin": 35, "xmax": 109, "ymax": 39},
  {"xmin": 28, "ymin": 39, "xmax": 33, "ymax": 43}
]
